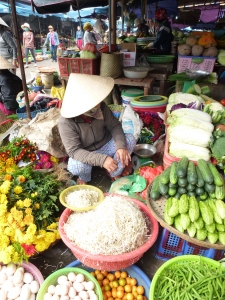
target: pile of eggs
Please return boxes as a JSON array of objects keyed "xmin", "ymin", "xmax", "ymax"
[
  {"xmin": 0, "ymin": 264, "xmax": 40, "ymax": 300},
  {"xmin": 43, "ymin": 272, "xmax": 98, "ymax": 300}
]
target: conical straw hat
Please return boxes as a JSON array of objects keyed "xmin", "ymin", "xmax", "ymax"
[
  {"xmin": 0, "ymin": 17, "xmax": 9, "ymax": 27},
  {"xmin": 60, "ymin": 74, "xmax": 114, "ymax": 118},
  {"xmin": 0, "ymin": 56, "xmax": 14, "ymax": 69}
]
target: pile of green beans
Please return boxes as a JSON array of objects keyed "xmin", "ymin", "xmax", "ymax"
[{"xmin": 154, "ymin": 260, "xmax": 225, "ymax": 300}]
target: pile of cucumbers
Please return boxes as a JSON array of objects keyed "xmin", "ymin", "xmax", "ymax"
[{"xmin": 149, "ymin": 157, "xmax": 225, "ymax": 201}]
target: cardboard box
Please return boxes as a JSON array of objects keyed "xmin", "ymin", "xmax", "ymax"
[{"xmin": 120, "ymin": 43, "xmax": 136, "ymax": 67}]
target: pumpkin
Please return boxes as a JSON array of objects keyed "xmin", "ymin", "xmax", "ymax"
[{"xmin": 198, "ymin": 35, "xmax": 217, "ymax": 47}]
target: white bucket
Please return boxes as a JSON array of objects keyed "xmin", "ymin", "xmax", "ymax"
[
  {"xmin": 30, "ymin": 71, "xmax": 40, "ymax": 79},
  {"xmin": 41, "ymin": 73, "xmax": 54, "ymax": 89},
  {"xmin": 42, "ymin": 46, "xmax": 47, "ymax": 55}
]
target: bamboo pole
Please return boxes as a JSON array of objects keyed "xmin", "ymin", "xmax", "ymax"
[
  {"xmin": 108, "ymin": 0, "xmax": 111, "ymax": 52},
  {"xmin": 9, "ymin": 0, "xmax": 31, "ymax": 119}
]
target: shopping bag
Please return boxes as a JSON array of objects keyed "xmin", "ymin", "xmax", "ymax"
[{"xmin": 51, "ymin": 86, "xmax": 65, "ymax": 101}]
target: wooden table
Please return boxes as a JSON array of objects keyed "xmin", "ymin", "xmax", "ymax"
[{"xmin": 114, "ymin": 76, "xmax": 155, "ymax": 95}]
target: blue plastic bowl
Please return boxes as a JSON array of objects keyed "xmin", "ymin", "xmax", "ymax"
[
  {"xmin": 66, "ymin": 260, "xmax": 151, "ymax": 298},
  {"xmin": 30, "ymin": 85, "xmax": 44, "ymax": 92}
]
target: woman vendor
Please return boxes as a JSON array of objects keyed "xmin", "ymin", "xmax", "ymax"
[
  {"xmin": 83, "ymin": 22, "xmax": 97, "ymax": 46},
  {"xmin": 146, "ymin": 8, "xmax": 174, "ymax": 54},
  {"xmin": 58, "ymin": 74, "xmax": 136, "ymax": 184},
  {"xmin": 0, "ymin": 56, "xmax": 22, "ymax": 115}
]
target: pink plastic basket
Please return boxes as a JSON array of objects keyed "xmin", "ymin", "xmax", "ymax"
[
  {"xmin": 59, "ymin": 195, "xmax": 159, "ymax": 271},
  {"xmin": 177, "ymin": 55, "xmax": 216, "ymax": 73}
]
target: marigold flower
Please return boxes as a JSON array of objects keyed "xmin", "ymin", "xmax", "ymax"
[
  {"xmin": 34, "ymin": 203, "xmax": 40, "ymax": 209},
  {"xmin": 18, "ymin": 175, "xmax": 26, "ymax": 183},
  {"xmin": 50, "ymin": 156, "xmax": 59, "ymax": 163},
  {"xmin": 44, "ymin": 232, "xmax": 56, "ymax": 244},
  {"xmin": 47, "ymin": 222, "xmax": 57, "ymax": 230},
  {"xmin": 35, "ymin": 240, "xmax": 49, "ymax": 252},
  {"xmin": 14, "ymin": 186, "xmax": 23, "ymax": 194},
  {"xmin": 0, "ymin": 203, "xmax": 7, "ymax": 217},
  {"xmin": 4, "ymin": 174, "xmax": 12, "ymax": 181},
  {"xmin": 0, "ymin": 235, "xmax": 10, "ymax": 250},
  {"xmin": 11, "ymin": 251, "xmax": 20, "ymax": 263},
  {"xmin": 26, "ymin": 224, "xmax": 37, "ymax": 236},
  {"xmin": 10, "ymin": 207, "xmax": 23, "ymax": 222},
  {"xmin": 23, "ymin": 198, "xmax": 32, "ymax": 207},
  {"xmin": 4, "ymin": 227, "xmax": 15, "ymax": 237},
  {"xmin": 16, "ymin": 200, "xmax": 24, "ymax": 208},
  {"xmin": 25, "ymin": 208, "xmax": 32, "ymax": 215}
]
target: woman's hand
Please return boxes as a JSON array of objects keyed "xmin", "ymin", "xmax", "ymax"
[
  {"xmin": 116, "ymin": 149, "xmax": 131, "ymax": 167},
  {"xmin": 103, "ymin": 156, "xmax": 118, "ymax": 173},
  {"xmin": 12, "ymin": 59, "xmax": 17, "ymax": 67}
]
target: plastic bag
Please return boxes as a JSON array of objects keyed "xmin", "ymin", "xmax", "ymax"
[
  {"xmin": 121, "ymin": 105, "xmax": 143, "ymax": 140},
  {"xmin": 93, "ymin": 19, "xmax": 104, "ymax": 34},
  {"xmin": 51, "ymin": 86, "xmax": 65, "ymax": 101},
  {"xmin": 140, "ymin": 166, "xmax": 163, "ymax": 199},
  {"xmin": 136, "ymin": 55, "xmax": 150, "ymax": 68},
  {"xmin": 83, "ymin": 43, "xmax": 97, "ymax": 53},
  {"xmin": 109, "ymin": 174, "xmax": 146, "ymax": 197}
]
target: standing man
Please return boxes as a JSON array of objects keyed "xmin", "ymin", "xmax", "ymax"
[
  {"xmin": 43, "ymin": 25, "xmax": 60, "ymax": 62},
  {"xmin": 76, "ymin": 25, "xmax": 83, "ymax": 50}
]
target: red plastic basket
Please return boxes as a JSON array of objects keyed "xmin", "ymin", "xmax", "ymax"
[
  {"xmin": 79, "ymin": 58, "xmax": 100, "ymax": 75},
  {"xmin": 70, "ymin": 59, "xmax": 80, "ymax": 73},
  {"xmin": 59, "ymin": 195, "xmax": 159, "ymax": 271},
  {"xmin": 58, "ymin": 57, "xmax": 69, "ymax": 76}
]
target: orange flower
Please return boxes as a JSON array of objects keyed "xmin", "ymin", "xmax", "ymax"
[
  {"xmin": 18, "ymin": 175, "xmax": 26, "ymax": 183},
  {"xmin": 4, "ymin": 175, "xmax": 12, "ymax": 181}
]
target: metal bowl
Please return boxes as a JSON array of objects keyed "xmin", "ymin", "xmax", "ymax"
[
  {"xmin": 133, "ymin": 144, "xmax": 157, "ymax": 158},
  {"xmin": 123, "ymin": 67, "xmax": 149, "ymax": 79},
  {"xmin": 185, "ymin": 70, "xmax": 210, "ymax": 80}
]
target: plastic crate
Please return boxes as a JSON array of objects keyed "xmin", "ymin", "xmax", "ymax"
[
  {"xmin": 155, "ymin": 228, "xmax": 225, "ymax": 261},
  {"xmin": 58, "ymin": 57, "xmax": 69, "ymax": 76},
  {"xmin": 177, "ymin": 55, "xmax": 216, "ymax": 73},
  {"xmin": 79, "ymin": 58, "xmax": 100, "ymax": 75},
  {"xmin": 70, "ymin": 58, "xmax": 80, "ymax": 73}
]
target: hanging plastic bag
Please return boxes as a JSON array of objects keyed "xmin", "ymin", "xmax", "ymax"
[
  {"xmin": 51, "ymin": 86, "xmax": 65, "ymax": 101},
  {"xmin": 136, "ymin": 55, "xmax": 150, "ymax": 68},
  {"xmin": 121, "ymin": 105, "xmax": 143, "ymax": 140}
]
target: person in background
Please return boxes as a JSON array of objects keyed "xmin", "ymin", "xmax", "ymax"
[
  {"xmin": 58, "ymin": 74, "xmax": 136, "ymax": 185},
  {"xmin": 0, "ymin": 18, "xmax": 17, "ymax": 71},
  {"xmin": 44, "ymin": 25, "xmax": 60, "ymax": 62},
  {"xmin": 146, "ymin": 8, "xmax": 174, "ymax": 54},
  {"xmin": 0, "ymin": 56, "xmax": 22, "ymax": 116},
  {"xmin": 134, "ymin": 18, "xmax": 150, "ymax": 37},
  {"xmin": 21, "ymin": 23, "xmax": 37, "ymax": 68},
  {"xmin": 83, "ymin": 22, "xmax": 97, "ymax": 46},
  {"xmin": 76, "ymin": 25, "xmax": 83, "ymax": 50}
]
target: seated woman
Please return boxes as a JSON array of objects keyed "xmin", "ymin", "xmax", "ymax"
[
  {"xmin": 58, "ymin": 74, "xmax": 136, "ymax": 184},
  {"xmin": 0, "ymin": 56, "xmax": 22, "ymax": 115}
]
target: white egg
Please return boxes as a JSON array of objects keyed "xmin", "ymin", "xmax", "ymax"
[
  {"xmin": 90, "ymin": 294, "xmax": 98, "ymax": 300},
  {"xmin": 7, "ymin": 286, "xmax": 22, "ymax": 299},
  {"xmin": 0, "ymin": 266, "xmax": 7, "ymax": 274},
  {"xmin": 29, "ymin": 280, "xmax": 40, "ymax": 294},
  {"xmin": 48, "ymin": 285, "xmax": 56, "ymax": 294},
  {"xmin": 63, "ymin": 280, "xmax": 72, "ymax": 287},
  {"xmin": 17, "ymin": 267, "xmax": 24, "ymax": 273},
  {"xmin": 44, "ymin": 293, "xmax": 53, "ymax": 300},
  {"xmin": 55, "ymin": 284, "xmax": 62, "ymax": 296},
  {"xmin": 87, "ymin": 290, "xmax": 96, "ymax": 297},
  {"xmin": 29, "ymin": 293, "xmax": 36, "ymax": 300},
  {"xmin": 2, "ymin": 280, "xmax": 14, "ymax": 291},
  {"xmin": 74, "ymin": 296, "xmax": 82, "ymax": 300},
  {"xmin": 20, "ymin": 285, "xmax": 31, "ymax": 300},
  {"xmin": 51, "ymin": 295, "xmax": 60, "ymax": 300},
  {"xmin": 23, "ymin": 272, "xmax": 34, "ymax": 284},
  {"xmin": 79, "ymin": 290, "xmax": 89, "ymax": 300},
  {"xmin": 60, "ymin": 297, "xmax": 69, "ymax": 300},
  {"xmin": 60, "ymin": 284, "xmax": 69, "ymax": 296},
  {"xmin": 14, "ymin": 297, "xmax": 21, "ymax": 300},
  {"xmin": 76, "ymin": 274, "xmax": 85, "ymax": 283},
  {"xmin": 6, "ymin": 264, "xmax": 16, "ymax": 276},
  {"xmin": 0, "ymin": 273, "xmax": 7, "ymax": 284},
  {"xmin": 0, "ymin": 289, "xmax": 7, "ymax": 300},
  {"xmin": 67, "ymin": 272, "xmax": 76, "ymax": 282},
  {"xmin": 57, "ymin": 276, "xmax": 68, "ymax": 285},
  {"xmin": 73, "ymin": 282, "xmax": 85, "ymax": 292},
  {"xmin": 16, "ymin": 281, "xmax": 24, "ymax": 288},
  {"xmin": 68, "ymin": 286, "xmax": 76, "ymax": 298},
  {"xmin": 86, "ymin": 281, "xmax": 95, "ymax": 291},
  {"xmin": 13, "ymin": 270, "xmax": 23, "ymax": 285}
]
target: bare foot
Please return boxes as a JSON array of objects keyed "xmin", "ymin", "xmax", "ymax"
[
  {"xmin": 122, "ymin": 161, "xmax": 133, "ymax": 177},
  {"xmin": 77, "ymin": 178, "xmax": 87, "ymax": 185}
]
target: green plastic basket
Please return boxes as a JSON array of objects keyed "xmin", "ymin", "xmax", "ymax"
[
  {"xmin": 150, "ymin": 255, "xmax": 223, "ymax": 300},
  {"xmin": 145, "ymin": 55, "xmax": 175, "ymax": 64},
  {"xmin": 36, "ymin": 267, "xmax": 103, "ymax": 300}
]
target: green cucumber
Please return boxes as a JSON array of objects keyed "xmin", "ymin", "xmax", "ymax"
[
  {"xmin": 208, "ymin": 163, "xmax": 223, "ymax": 187},
  {"xmin": 170, "ymin": 161, "xmax": 178, "ymax": 184},
  {"xmin": 198, "ymin": 159, "xmax": 214, "ymax": 184},
  {"xmin": 186, "ymin": 84, "xmax": 202, "ymax": 95},
  {"xmin": 174, "ymin": 192, "xmax": 181, "ymax": 199},
  {"xmin": 204, "ymin": 183, "xmax": 215, "ymax": 193},
  {"xmin": 188, "ymin": 191, "xmax": 196, "ymax": 197},
  {"xmin": 159, "ymin": 180, "xmax": 169, "ymax": 196},
  {"xmin": 199, "ymin": 191, "xmax": 208, "ymax": 200},
  {"xmin": 187, "ymin": 183, "xmax": 196, "ymax": 192},
  {"xmin": 160, "ymin": 166, "xmax": 171, "ymax": 185},
  {"xmin": 196, "ymin": 187, "xmax": 205, "ymax": 196},
  {"xmin": 178, "ymin": 177, "xmax": 188, "ymax": 187},
  {"xmin": 215, "ymin": 175, "xmax": 225, "ymax": 200},
  {"xmin": 150, "ymin": 175, "xmax": 161, "ymax": 200},
  {"xmin": 187, "ymin": 161, "xmax": 198, "ymax": 185},
  {"xmin": 196, "ymin": 166, "xmax": 205, "ymax": 188},
  {"xmin": 169, "ymin": 182, "xmax": 178, "ymax": 188},
  {"xmin": 177, "ymin": 157, "xmax": 189, "ymax": 178},
  {"xmin": 178, "ymin": 187, "xmax": 187, "ymax": 195},
  {"xmin": 168, "ymin": 187, "xmax": 177, "ymax": 196}
]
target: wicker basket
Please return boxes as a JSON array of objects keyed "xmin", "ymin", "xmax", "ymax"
[
  {"xmin": 145, "ymin": 55, "xmax": 175, "ymax": 63},
  {"xmin": 0, "ymin": 119, "xmax": 14, "ymax": 134},
  {"xmin": 100, "ymin": 53, "xmax": 123, "ymax": 78}
]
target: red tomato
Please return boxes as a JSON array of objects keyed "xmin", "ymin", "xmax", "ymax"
[
  {"xmin": 211, "ymin": 158, "xmax": 217, "ymax": 165},
  {"xmin": 220, "ymin": 99, "xmax": 225, "ymax": 106}
]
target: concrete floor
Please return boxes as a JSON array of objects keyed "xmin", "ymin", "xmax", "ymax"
[{"xmin": 2, "ymin": 58, "xmax": 165, "ymax": 283}]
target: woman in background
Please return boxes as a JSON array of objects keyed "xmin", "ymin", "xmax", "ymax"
[
  {"xmin": 83, "ymin": 22, "xmax": 97, "ymax": 46},
  {"xmin": 0, "ymin": 18, "xmax": 17, "ymax": 72},
  {"xmin": 21, "ymin": 23, "xmax": 37, "ymax": 68},
  {"xmin": 44, "ymin": 25, "xmax": 60, "ymax": 62},
  {"xmin": 76, "ymin": 25, "xmax": 83, "ymax": 50}
]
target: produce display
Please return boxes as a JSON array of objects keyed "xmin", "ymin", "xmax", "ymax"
[
  {"xmin": 0, "ymin": 263, "xmax": 40, "ymax": 300},
  {"xmin": 90, "ymin": 269, "xmax": 147, "ymax": 300},
  {"xmin": 42, "ymin": 272, "xmax": 98, "ymax": 300}
]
